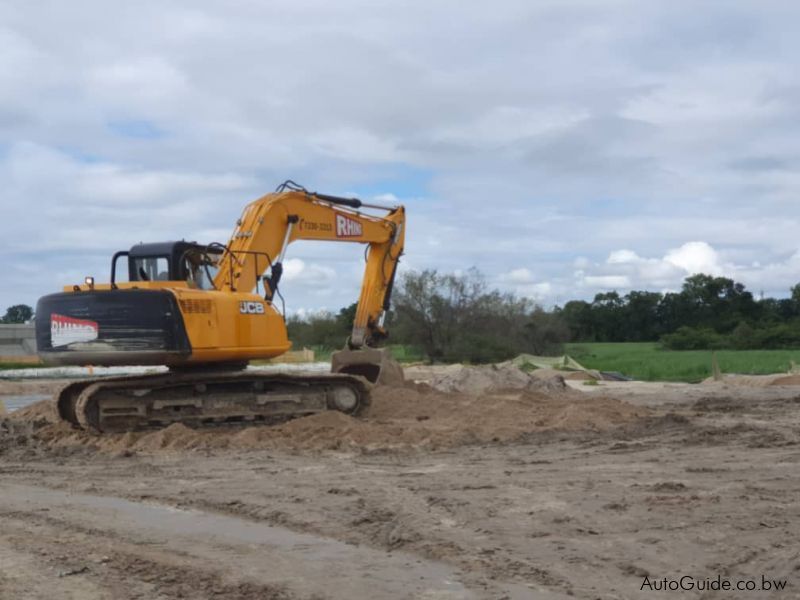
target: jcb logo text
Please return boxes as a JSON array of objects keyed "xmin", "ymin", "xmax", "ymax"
[{"xmin": 239, "ymin": 301, "xmax": 265, "ymax": 315}]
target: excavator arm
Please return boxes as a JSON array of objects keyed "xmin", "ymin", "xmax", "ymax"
[{"xmin": 214, "ymin": 183, "xmax": 405, "ymax": 349}]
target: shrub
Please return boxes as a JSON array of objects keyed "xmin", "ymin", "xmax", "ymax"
[{"xmin": 660, "ymin": 326, "xmax": 726, "ymax": 350}]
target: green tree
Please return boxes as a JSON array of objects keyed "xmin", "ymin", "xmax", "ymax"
[
  {"xmin": 559, "ymin": 300, "xmax": 595, "ymax": 341},
  {"xmin": 678, "ymin": 274, "xmax": 757, "ymax": 332},
  {"xmin": 622, "ymin": 291, "xmax": 663, "ymax": 341},
  {"xmin": 729, "ymin": 321, "xmax": 757, "ymax": 349},
  {"xmin": 286, "ymin": 311, "xmax": 346, "ymax": 350},
  {"xmin": 591, "ymin": 292, "xmax": 625, "ymax": 342},
  {"xmin": 1, "ymin": 304, "xmax": 33, "ymax": 324},
  {"xmin": 523, "ymin": 307, "xmax": 570, "ymax": 355},
  {"xmin": 791, "ymin": 283, "xmax": 800, "ymax": 310},
  {"xmin": 391, "ymin": 269, "xmax": 480, "ymax": 362},
  {"xmin": 391, "ymin": 269, "xmax": 567, "ymax": 363},
  {"xmin": 335, "ymin": 302, "xmax": 358, "ymax": 336}
]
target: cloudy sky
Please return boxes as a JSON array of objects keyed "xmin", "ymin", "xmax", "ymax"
[{"xmin": 3, "ymin": 0, "xmax": 800, "ymax": 315}]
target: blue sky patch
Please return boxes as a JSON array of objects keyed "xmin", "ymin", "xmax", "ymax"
[{"xmin": 350, "ymin": 165, "xmax": 432, "ymax": 200}]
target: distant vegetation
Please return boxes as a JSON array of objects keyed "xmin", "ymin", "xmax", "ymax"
[
  {"xmin": 567, "ymin": 342, "xmax": 800, "ymax": 382},
  {"xmin": 559, "ymin": 274, "xmax": 800, "ymax": 350},
  {"xmin": 289, "ymin": 271, "xmax": 800, "ymax": 364},
  {"xmin": 1, "ymin": 304, "xmax": 33, "ymax": 324},
  {"xmin": 0, "ymin": 362, "xmax": 42, "ymax": 371},
  {"xmin": 288, "ymin": 269, "xmax": 568, "ymax": 364}
]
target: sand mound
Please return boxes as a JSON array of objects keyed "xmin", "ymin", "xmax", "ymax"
[
  {"xmin": 703, "ymin": 374, "xmax": 800, "ymax": 387},
  {"xmin": 561, "ymin": 371, "xmax": 596, "ymax": 381},
  {"xmin": 528, "ymin": 367, "xmax": 563, "ymax": 380},
  {"xmin": 10, "ymin": 399, "xmax": 56, "ymax": 421},
  {"xmin": 427, "ymin": 363, "xmax": 566, "ymax": 394},
  {"xmin": 5, "ymin": 381, "xmax": 648, "ymax": 455},
  {"xmin": 0, "ymin": 378, "xmax": 71, "ymax": 396}
]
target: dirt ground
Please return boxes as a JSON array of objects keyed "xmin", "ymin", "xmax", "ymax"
[{"xmin": 1, "ymin": 367, "xmax": 799, "ymax": 599}]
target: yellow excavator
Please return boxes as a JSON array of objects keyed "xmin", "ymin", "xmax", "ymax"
[{"xmin": 35, "ymin": 181, "xmax": 405, "ymax": 432}]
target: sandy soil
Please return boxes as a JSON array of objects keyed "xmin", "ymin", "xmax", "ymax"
[{"xmin": 1, "ymin": 369, "xmax": 799, "ymax": 599}]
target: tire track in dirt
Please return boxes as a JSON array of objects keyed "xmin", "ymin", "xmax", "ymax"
[
  {"xmin": 0, "ymin": 484, "xmax": 477, "ymax": 600},
  {"xmin": 0, "ymin": 513, "xmax": 296, "ymax": 600}
]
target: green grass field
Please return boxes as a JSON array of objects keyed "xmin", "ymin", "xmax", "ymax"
[
  {"xmin": 566, "ymin": 342, "xmax": 800, "ymax": 382},
  {"xmin": 9, "ymin": 342, "xmax": 796, "ymax": 383},
  {"xmin": 0, "ymin": 362, "xmax": 44, "ymax": 371}
]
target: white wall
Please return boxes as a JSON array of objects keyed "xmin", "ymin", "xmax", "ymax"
[{"xmin": 0, "ymin": 324, "xmax": 37, "ymax": 356}]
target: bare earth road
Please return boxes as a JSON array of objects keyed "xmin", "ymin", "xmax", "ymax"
[{"xmin": 1, "ymin": 376, "xmax": 799, "ymax": 599}]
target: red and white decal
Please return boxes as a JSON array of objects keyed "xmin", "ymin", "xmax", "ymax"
[
  {"xmin": 51, "ymin": 313, "xmax": 99, "ymax": 348},
  {"xmin": 335, "ymin": 214, "xmax": 363, "ymax": 238}
]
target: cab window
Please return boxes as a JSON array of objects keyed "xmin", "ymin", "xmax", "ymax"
[
  {"xmin": 183, "ymin": 251, "xmax": 219, "ymax": 290},
  {"xmin": 133, "ymin": 256, "xmax": 169, "ymax": 281}
]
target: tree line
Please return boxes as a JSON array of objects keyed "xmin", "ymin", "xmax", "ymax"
[
  {"xmin": 290, "ymin": 271, "xmax": 800, "ymax": 360},
  {"xmin": 8, "ymin": 270, "xmax": 800, "ymax": 361},
  {"xmin": 1, "ymin": 305, "xmax": 33, "ymax": 324},
  {"xmin": 560, "ymin": 274, "xmax": 800, "ymax": 350}
]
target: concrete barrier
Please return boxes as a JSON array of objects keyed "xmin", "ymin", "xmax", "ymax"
[
  {"xmin": 256, "ymin": 348, "xmax": 316, "ymax": 364},
  {"xmin": 0, "ymin": 323, "xmax": 37, "ymax": 358}
]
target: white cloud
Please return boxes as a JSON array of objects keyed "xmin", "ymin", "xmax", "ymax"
[
  {"xmin": 282, "ymin": 258, "xmax": 336, "ymax": 285},
  {"xmin": 496, "ymin": 268, "xmax": 555, "ymax": 302},
  {"xmin": 0, "ymin": 143, "xmax": 255, "ymax": 253},
  {"xmin": 309, "ymin": 128, "xmax": 405, "ymax": 164},
  {"xmin": 561, "ymin": 241, "xmax": 800, "ymax": 301},
  {"xmin": 3, "ymin": 1, "xmax": 800, "ymax": 313},
  {"xmin": 663, "ymin": 241, "xmax": 722, "ymax": 275},
  {"xmin": 573, "ymin": 257, "xmax": 590, "ymax": 269},
  {"xmin": 584, "ymin": 275, "xmax": 632, "ymax": 288},
  {"xmin": 372, "ymin": 193, "xmax": 400, "ymax": 204},
  {"xmin": 519, "ymin": 281, "xmax": 554, "ymax": 299},
  {"xmin": 88, "ymin": 57, "xmax": 190, "ymax": 109},
  {"xmin": 75, "ymin": 164, "xmax": 249, "ymax": 204},
  {"xmin": 607, "ymin": 249, "xmax": 640, "ymax": 264},
  {"xmin": 504, "ymin": 268, "xmax": 535, "ymax": 283}
]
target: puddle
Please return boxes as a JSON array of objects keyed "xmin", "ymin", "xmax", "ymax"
[
  {"xmin": 0, "ymin": 394, "xmax": 50, "ymax": 412},
  {"xmin": 4, "ymin": 484, "xmax": 473, "ymax": 599}
]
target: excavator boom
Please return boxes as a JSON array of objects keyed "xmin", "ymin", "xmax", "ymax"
[{"xmin": 217, "ymin": 182, "xmax": 405, "ymax": 348}]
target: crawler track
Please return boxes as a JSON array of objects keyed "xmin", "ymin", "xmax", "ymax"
[{"xmin": 56, "ymin": 371, "xmax": 371, "ymax": 433}]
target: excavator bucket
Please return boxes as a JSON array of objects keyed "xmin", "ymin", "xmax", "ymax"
[{"xmin": 331, "ymin": 347, "xmax": 405, "ymax": 386}]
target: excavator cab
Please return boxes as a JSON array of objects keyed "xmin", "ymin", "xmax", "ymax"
[{"xmin": 113, "ymin": 241, "xmax": 222, "ymax": 288}]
